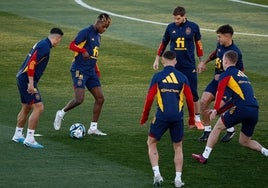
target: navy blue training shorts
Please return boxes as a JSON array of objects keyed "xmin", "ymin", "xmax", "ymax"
[
  {"xmin": 71, "ymin": 69, "xmax": 101, "ymax": 90},
  {"xmin": 204, "ymin": 79, "xmax": 218, "ymax": 96},
  {"xmin": 221, "ymin": 106, "xmax": 258, "ymax": 137},
  {"xmin": 149, "ymin": 118, "xmax": 184, "ymax": 143},
  {"xmin": 17, "ymin": 78, "xmax": 42, "ymax": 104}
]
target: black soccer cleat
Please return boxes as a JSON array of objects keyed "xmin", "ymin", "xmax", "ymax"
[
  {"xmin": 221, "ymin": 131, "xmax": 235, "ymax": 142},
  {"xmin": 199, "ymin": 131, "xmax": 210, "ymax": 142}
]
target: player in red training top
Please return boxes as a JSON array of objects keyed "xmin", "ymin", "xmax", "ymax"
[
  {"xmin": 153, "ymin": 6, "xmax": 204, "ymax": 130},
  {"xmin": 53, "ymin": 13, "xmax": 111, "ymax": 136},
  {"xmin": 192, "ymin": 50, "xmax": 268, "ymax": 164},
  {"xmin": 12, "ymin": 28, "xmax": 64, "ymax": 148},
  {"xmin": 141, "ymin": 51, "xmax": 195, "ymax": 187}
]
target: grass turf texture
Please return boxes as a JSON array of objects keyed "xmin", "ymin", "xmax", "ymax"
[{"xmin": 0, "ymin": 0, "xmax": 268, "ymax": 187}]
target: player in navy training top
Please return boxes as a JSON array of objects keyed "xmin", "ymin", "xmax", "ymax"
[
  {"xmin": 197, "ymin": 24, "xmax": 244, "ymax": 142},
  {"xmin": 54, "ymin": 13, "xmax": 111, "ymax": 136},
  {"xmin": 153, "ymin": 6, "xmax": 204, "ymax": 130},
  {"xmin": 192, "ymin": 50, "xmax": 268, "ymax": 164},
  {"xmin": 141, "ymin": 51, "xmax": 195, "ymax": 187},
  {"xmin": 12, "ymin": 28, "xmax": 64, "ymax": 148}
]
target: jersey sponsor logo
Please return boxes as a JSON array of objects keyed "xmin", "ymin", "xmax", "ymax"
[{"xmin": 175, "ymin": 37, "xmax": 187, "ymax": 50}]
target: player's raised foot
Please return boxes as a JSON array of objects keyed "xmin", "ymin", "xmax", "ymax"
[
  {"xmin": 87, "ymin": 128, "xmax": 107, "ymax": 136},
  {"xmin": 192, "ymin": 153, "xmax": 207, "ymax": 164},
  {"xmin": 174, "ymin": 179, "xmax": 185, "ymax": 188},
  {"xmin": 53, "ymin": 110, "xmax": 64, "ymax": 130},
  {"xmin": 153, "ymin": 175, "xmax": 163, "ymax": 186},
  {"xmin": 12, "ymin": 135, "xmax": 25, "ymax": 143},
  {"xmin": 221, "ymin": 131, "xmax": 235, "ymax": 142},
  {"xmin": 199, "ymin": 131, "xmax": 210, "ymax": 142},
  {"xmin": 23, "ymin": 140, "xmax": 44, "ymax": 149}
]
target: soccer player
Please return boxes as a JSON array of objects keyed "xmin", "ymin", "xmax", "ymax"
[
  {"xmin": 53, "ymin": 13, "xmax": 111, "ymax": 136},
  {"xmin": 141, "ymin": 51, "xmax": 195, "ymax": 187},
  {"xmin": 197, "ymin": 24, "xmax": 244, "ymax": 142},
  {"xmin": 192, "ymin": 50, "xmax": 268, "ymax": 164},
  {"xmin": 153, "ymin": 6, "xmax": 204, "ymax": 130},
  {"xmin": 12, "ymin": 28, "xmax": 64, "ymax": 148}
]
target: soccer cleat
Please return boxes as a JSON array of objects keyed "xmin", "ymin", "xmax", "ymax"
[
  {"xmin": 199, "ymin": 131, "xmax": 210, "ymax": 142},
  {"xmin": 174, "ymin": 179, "xmax": 185, "ymax": 188},
  {"xmin": 192, "ymin": 153, "xmax": 207, "ymax": 164},
  {"xmin": 12, "ymin": 136, "xmax": 25, "ymax": 143},
  {"xmin": 153, "ymin": 175, "xmax": 163, "ymax": 186},
  {"xmin": 23, "ymin": 140, "xmax": 44, "ymax": 149},
  {"xmin": 53, "ymin": 110, "xmax": 64, "ymax": 130},
  {"xmin": 221, "ymin": 131, "xmax": 235, "ymax": 142},
  {"xmin": 195, "ymin": 120, "xmax": 204, "ymax": 130},
  {"xmin": 87, "ymin": 128, "xmax": 107, "ymax": 136},
  {"xmin": 194, "ymin": 115, "xmax": 204, "ymax": 130}
]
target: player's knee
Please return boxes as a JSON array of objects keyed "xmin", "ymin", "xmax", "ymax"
[
  {"xmin": 96, "ymin": 95, "xmax": 104, "ymax": 105},
  {"xmin": 239, "ymin": 137, "xmax": 249, "ymax": 147}
]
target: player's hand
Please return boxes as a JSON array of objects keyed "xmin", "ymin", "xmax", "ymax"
[
  {"xmin": 82, "ymin": 51, "xmax": 90, "ymax": 60},
  {"xmin": 27, "ymin": 84, "xmax": 36, "ymax": 95},
  {"xmin": 153, "ymin": 56, "xmax": 161, "ymax": 70},
  {"xmin": 153, "ymin": 61, "xmax": 159, "ymax": 70},
  {"xmin": 209, "ymin": 109, "xmax": 217, "ymax": 121},
  {"xmin": 197, "ymin": 61, "xmax": 206, "ymax": 73},
  {"xmin": 140, "ymin": 116, "xmax": 148, "ymax": 125}
]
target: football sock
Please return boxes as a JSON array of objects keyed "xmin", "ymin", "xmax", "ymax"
[
  {"xmin": 194, "ymin": 114, "xmax": 201, "ymax": 121},
  {"xmin": 60, "ymin": 109, "xmax": 66, "ymax": 117},
  {"xmin": 227, "ymin": 127, "xmax": 235, "ymax": 132},
  {"xmin": 152, "ymin": 166, "xmax": 160, "ymax": 177},
  {"xmin": 204, "ymin": 125, "xmax": 211, "ymax": 132},
  {"xmin": 15, "ymin": 127, "xmax": 23, "ymax": 137},
  {"xmin": 26, "ymin": 129, "xmax": 35, "ymax": 142},
  {"xmin": 175, "ymin": 172, "xmax": 182, "ymax": 182},
  {"xmin": 261, "ymin": 147, "xmax": 268, "ymax": 157},
  {"xmin": 90, "ymin": 122, "xmax": 97, "ymax": 130},
  {"xmin": 202, "ymin": 146, "xmax": 212, "ymax": 159}
]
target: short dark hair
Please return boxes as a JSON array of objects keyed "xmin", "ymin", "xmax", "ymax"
[
  {"xmin": 98, "ymin": 13, "xmax": 111, "ymax": 24},
  {"xmin": 216, "ymin": 24, "xmax": 234, "ymax": 35},
  {"xmin": 50, "ymin": 28, "xmax": 64, "ymax": 36},
  {"xmin": 173, "ymin": 6, "xmax": 186, "ymax": 16},
  {"xmin": 224, "ymin": 50, "xmax": 238, "ymax": 64},
  {"xmin": 163, "ymin": 51, "xmax": 176, "ymax": 60}
]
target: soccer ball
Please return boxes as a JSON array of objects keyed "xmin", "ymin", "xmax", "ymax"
[{"xmin": 69, "ymin": 123, "xmax": 86, "ymax": 139}]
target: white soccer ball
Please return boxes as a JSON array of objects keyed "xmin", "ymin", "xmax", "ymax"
[{"xmin": 69, "ymin": 123, "xmax": 86, "ymax": 139}]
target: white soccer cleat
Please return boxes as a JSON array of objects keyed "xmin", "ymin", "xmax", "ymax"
[
  {"xmin": 12, "ymin": 135, "xmax": 25, "ymax": 143},
  {"xmin": 153, "ymin": 175, "xmax": 163, "ymax": 186},
  {"xmin": 23, "ymin": 139, "xmax": 44, "ymax": 149},
  {"xmin": 53, "ymin": 110, "xmax": 64, "ymax": 130},
  {"xmin": 87, "ymin": 128, "xmax": 107, "ymax": 136},
  {"xmin": 175, "ymin": 179, "xmax": 185, "ymax": 188}
]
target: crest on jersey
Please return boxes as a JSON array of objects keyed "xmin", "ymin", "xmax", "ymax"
[
  {"xmin": 185, "ymin": 27, "xmax": 191, "ymax": 35},
  {"xmin": 77, "ymin": 80, "xmax": 82, "ymax": 86},
  {"xmin": 35, "ymin": 94, "xmax": 40, "ymax": 101}
]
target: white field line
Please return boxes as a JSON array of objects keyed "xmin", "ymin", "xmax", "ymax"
[
  {"xmin": 74, "ymin": 0, "xmax": 268, "ymax": 37},
  {"xmin": 228, "ymin": 0, "xmax": 268, "ymax": 8}
]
